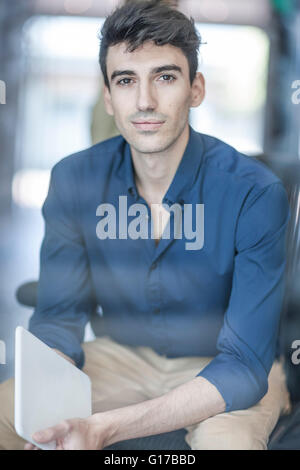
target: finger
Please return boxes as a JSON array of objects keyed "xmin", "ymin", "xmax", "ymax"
[
  {"xmin": 24, "ymin": 443, "xmax": 40, "ymax": 450},
  {"xmin": 32, "ymin": 420, "xmax": 70, "ymax": 443},
  {"xmin": 24, "ymin": 442, "xmax": 35, "ymax": 450}
]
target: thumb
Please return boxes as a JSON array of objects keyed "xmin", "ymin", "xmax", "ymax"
[{"xmin": 32, "ymin": 420, "xmax": 71, "ymax": 443}]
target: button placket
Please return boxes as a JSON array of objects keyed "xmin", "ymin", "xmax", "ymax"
[{"xmin": 147, "ymin": 259, "xmax": 162, "ymax": 319}]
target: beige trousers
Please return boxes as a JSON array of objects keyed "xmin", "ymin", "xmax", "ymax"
[{"xmin": 0, "ymin": 336, "xmax": 291, "ymax": 450}]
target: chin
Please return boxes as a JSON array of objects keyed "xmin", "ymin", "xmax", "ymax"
[
  {"xmin": 133, "ymin": 141, "xmax": 170, "ymax": 154},
  {"xmin": 133, "ymin": 133, "xmax": 175, "ymax": 153}
]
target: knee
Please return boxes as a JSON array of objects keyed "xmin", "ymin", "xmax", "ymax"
[{"xmin": 186, "ymin": 417, "xmax": 267, "ymax": 450}]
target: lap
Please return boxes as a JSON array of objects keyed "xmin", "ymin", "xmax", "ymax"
[
  {"xmin": 82, "ymin": 336, "xmax": 161, "ymax": 412},
  {"xmin": 81, "ymin": 336, "xmax": 212, "ymax": 412}
]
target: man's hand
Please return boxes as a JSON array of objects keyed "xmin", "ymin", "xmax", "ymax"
[{"xmin": 24, "ymin": 415, "xmax": 109, "ymax": 450}]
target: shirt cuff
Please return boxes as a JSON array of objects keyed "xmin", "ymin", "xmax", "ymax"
[{"xmin": 196, "ymin": 353, "xmax": 268, "ymax": 412}]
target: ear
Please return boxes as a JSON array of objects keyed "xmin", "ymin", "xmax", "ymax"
[
  {"xmin": 103, "ymin": 84, "xmax": 114, "ymax": 116},
  {"xmin": 190, "ymin": 72, "xmax": 205, "ymax": 108}
]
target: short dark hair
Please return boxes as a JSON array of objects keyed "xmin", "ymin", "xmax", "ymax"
[{"xmin": 99, "ymin": 0, "xmax": 201, "ymax": 89}]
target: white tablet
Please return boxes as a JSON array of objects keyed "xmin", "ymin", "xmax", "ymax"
[{"xmin": 14, "ymin": 326, "xmax": 92, "ymax": 450}]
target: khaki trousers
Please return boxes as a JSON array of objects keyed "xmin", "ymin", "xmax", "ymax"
[{"xmin": 0, "ymin": 336, "xmax": 291, "ymax": 450}]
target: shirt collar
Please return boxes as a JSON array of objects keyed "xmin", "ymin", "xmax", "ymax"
[{"xmin": 121, "ymin": 125, "xmax": 204, "ymax": 204}]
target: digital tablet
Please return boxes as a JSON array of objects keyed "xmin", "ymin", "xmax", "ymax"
[{"xmin": 14, "ymin": 326, "xmax": 92, "ymax": 450}]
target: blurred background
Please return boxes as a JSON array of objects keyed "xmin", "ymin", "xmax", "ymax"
[{"xmin": 0, "ymin": 0, "xmax": 300, "ymax": 396}]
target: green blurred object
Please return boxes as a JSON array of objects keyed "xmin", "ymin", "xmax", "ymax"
[
  {"xmin": 90, "ymin": 77, "xmax": 120, "ymax": 145},
  {"xmin": 271, "ymin": 0, "xmax": 294, "ymax": 15}
]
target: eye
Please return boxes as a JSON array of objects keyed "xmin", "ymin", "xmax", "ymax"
[
  {"xmin": 117, "ymin": 78, "xmax": 133, "ymax": 86},
  {"xmin": 158, "ymin": 74, "xmax": 176, "ymax": 83}
]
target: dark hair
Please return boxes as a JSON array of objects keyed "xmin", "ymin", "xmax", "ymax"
[{"xmin": 99, "ymin": 0, "xmax": 201, "ymax": 89}]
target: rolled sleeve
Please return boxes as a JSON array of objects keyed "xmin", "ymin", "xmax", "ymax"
[
  {"xmin": 29, "ymin": 160, "xmax": 96, "ymax": 369},
  {"xmin": 197, "ymin": 182, "xmax": 291, "ymax": 411}
]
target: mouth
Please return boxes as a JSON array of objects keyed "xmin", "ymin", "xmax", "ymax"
[{"xmin": 131, "ymin": 120, "xmax": 165, "ymax": 131}]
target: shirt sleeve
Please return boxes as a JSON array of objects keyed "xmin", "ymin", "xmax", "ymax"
[
  {"xmin": 28, "ymin": 160, "xmax": 96, "ymax": 369},
  {"xmin": 197, "ymin": 181, "xmax": 291, "ymax": 412}
]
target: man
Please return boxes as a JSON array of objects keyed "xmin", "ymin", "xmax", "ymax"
[{"xmin": 0, "ymin": 0, "xmax": 291, "ymax": 450}]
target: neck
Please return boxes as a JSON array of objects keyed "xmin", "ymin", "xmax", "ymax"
[{"xmin": 130, "ymin": 124, "xmax": 189, "ymax": 205}]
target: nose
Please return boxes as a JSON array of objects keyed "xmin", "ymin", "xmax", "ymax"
[{"xmin": 136, "ymin": 79, "xmax": 157, "ymax": 112}]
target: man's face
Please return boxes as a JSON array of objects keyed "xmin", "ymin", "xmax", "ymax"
[{"xmin": 104, "ymin": 41, "xmax": 204, "ymax": 154}]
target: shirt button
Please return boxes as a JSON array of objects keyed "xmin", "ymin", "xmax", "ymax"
[
  {"xmin": 128, "ymin": 187, "xmax": 136, "ymax": 198},
  {"xmin": 154, "ymin": 308, "xmax": 160, "ymax": 315}
]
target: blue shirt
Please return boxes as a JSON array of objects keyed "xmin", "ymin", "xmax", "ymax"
[{"xmin": 29, "ymin": 126, "xmax": 291, "ymax": 412}]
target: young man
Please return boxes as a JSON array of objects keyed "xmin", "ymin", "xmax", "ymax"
[{"xmin": 0, "ymin": 1, "xmax": 291, "ymax": 450}]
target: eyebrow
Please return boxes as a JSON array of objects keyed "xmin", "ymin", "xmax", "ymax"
[{"xmin": 110, "ymin": 64, "xmax": 183, "ymax": 83}]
